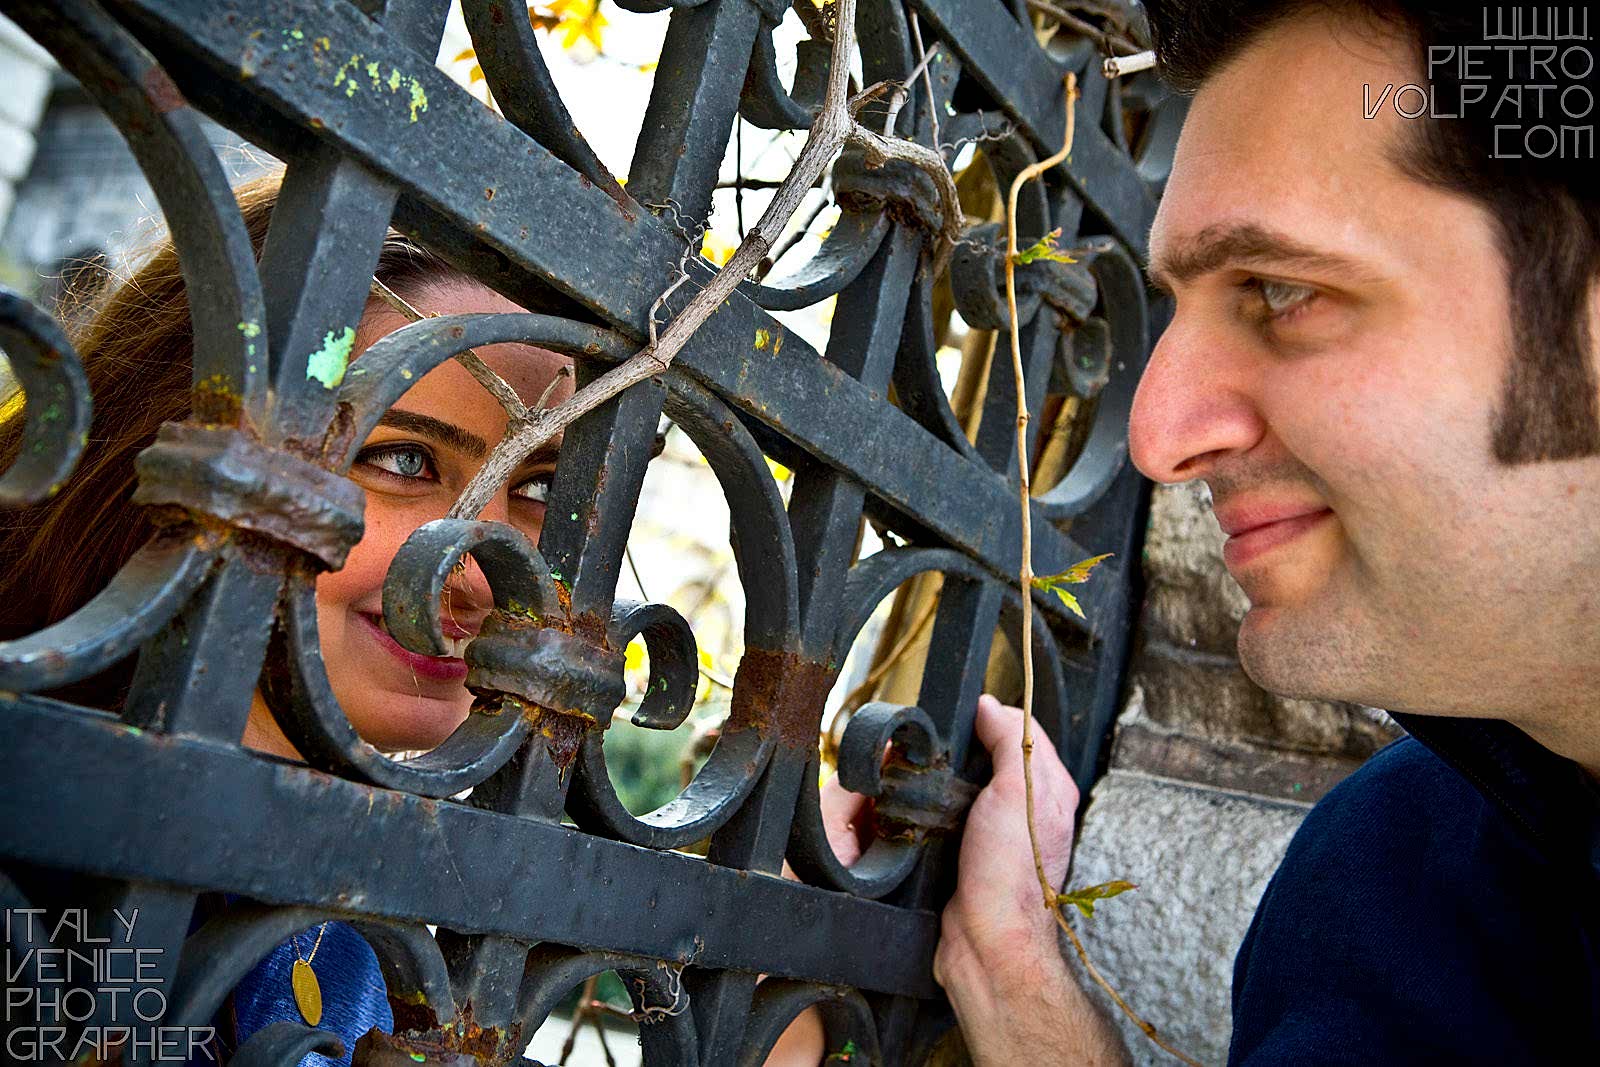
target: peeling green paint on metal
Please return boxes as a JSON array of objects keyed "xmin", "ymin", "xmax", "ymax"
[
  {"xmin": 306, "ymin": 326, "xmax": 356, "ymax": 389},
  {"xmin": 334, "ymin": 54, "xmax": 364, "ymax": 97},
  {"xmin": 407, "ymin": 79, "xmax": 429, "ymax": 121},
  {"xmin": 237, "ymin": 320, "xmax": 261, "ymax": 338},
  {"xmin": 387, "ymin": 68, "xmax": 402, "ymax": 92}
]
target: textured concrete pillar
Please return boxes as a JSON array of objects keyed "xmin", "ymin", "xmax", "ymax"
[{"xmin": 0, "ymin": 16, "xmax": 53, "ymax": 243}]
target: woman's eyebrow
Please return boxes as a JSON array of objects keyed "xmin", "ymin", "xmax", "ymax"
[
  {"xmin": 375, "ymin": 409, "xmax": 565, "ymax": 468},
  {"xmin": 375, "ymin": 409, "xmax": 488, "ymax": 458}
]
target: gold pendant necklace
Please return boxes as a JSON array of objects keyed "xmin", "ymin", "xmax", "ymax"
[{"xmin": 290, "ymin": 921, "xmax": 329, "ymax": 1027}]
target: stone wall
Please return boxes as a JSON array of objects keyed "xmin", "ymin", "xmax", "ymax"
[
  {"xmin": 0, "ymin": 15, "xmax": 54, "ymax": 275},
  {"xmin": 1063, "ymin": 480, "xmax": 1399, "ymax": 1065}
]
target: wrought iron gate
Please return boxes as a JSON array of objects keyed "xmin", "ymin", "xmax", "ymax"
[{"xmin": 0, "ymin": 0, "xmax": 1179, "ymax": 1062}]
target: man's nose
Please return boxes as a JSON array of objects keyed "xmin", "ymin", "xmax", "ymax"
[{"xmin": 1128, "ymin": 315, "xmax": 1266, "ymax": 484}]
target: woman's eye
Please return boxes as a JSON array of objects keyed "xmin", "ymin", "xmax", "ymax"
[
  {"xmin": 358, "ymin": 445, "xmax": 433, "ymax": 480},
  {"xmin": 1253, "ymin": 278, "xmax": 1317, "ymax": 319},
  {"xmin": 512, "ymin": 472, "xmax": 553, "ymax": 504}
]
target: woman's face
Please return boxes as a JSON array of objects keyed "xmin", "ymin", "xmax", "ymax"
[{"xmin": 308, "ymin": 274, "xmax": 573, "ymax": 753}]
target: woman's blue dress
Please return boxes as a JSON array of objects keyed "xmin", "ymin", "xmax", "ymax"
[{"xmin": 185, "ymin": 912, "xmax": 394, "ymax": 1067}]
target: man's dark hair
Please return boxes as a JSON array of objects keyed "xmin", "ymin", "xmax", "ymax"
[{"xmin": 1142, "ymin": 0, "xmax": 1600, "ymax": 463}]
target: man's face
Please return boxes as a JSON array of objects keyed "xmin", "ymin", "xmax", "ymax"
[{"xmin": 1131, "ymin": 11, "xmax": 1600, "ymax": 733}]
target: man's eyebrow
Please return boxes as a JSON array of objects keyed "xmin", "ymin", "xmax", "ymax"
[{"xmin": 1146, "ymin": 223, "xmax": 1377, "ymax": 292}]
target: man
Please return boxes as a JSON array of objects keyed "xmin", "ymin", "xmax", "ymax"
[{"xmin": 932, "ymin": 2, "xmax": 1599, "ymax": 1063}]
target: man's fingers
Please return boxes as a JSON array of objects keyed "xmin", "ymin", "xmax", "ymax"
[
  {"xmin": 818, "ymin": 773, "xmax": 870, "ymax": 866},
  {"xmin": 974, "ymin": 693, "xmax": 1067, "ymax": 778}
]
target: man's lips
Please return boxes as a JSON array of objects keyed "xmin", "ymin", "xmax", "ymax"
[
  {"xmin": 357, "ymin": 612, "xmax": 470, "ymax": 682},
  {"xmin": 1216, "ymin": 505, "xmax": 1333, "ymax": 570}
]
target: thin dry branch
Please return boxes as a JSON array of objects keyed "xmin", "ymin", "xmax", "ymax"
[
  {"xmin": 1006, "ymin": 74, "xmax": 1080, "ymax": 917},
  {"xmin": 908, "ymin": 11, "xmax": 941, "ymax": 150},
  {"xmin": 371, "ymin": 277, "xmax": 528, "ymax": 419},
  {"xmin": 1025, "ymin": 0, "xmax": 1144, "ymax": 56},
  {"xmin": 1005, "ymin": 76, "xmax": 1203, "ymax": 1067},
  {"xmin": 447, "ymin": 0, "xmax": 964, "ymax": 523}
]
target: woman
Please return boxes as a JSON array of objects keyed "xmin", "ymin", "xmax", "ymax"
[
  {"xmin": 1, "ymin": 174, "xmax": 579, "ymax": 1063},
  {"xmin": 1, "ymin": 176, "xmax": 833, "ymax": 1066}
]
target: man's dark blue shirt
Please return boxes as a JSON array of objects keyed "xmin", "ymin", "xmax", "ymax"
[{"xmin": 1228, "ymin": 715, "xmax": 1600, "ymax": 1064}]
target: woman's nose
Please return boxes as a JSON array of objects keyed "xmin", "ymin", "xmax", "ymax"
[
  {"xmin": 471, "ymin": 490, "xmax": 511, "ymax": 527},
  {"xmin": 1128, "ymin": 315, "xmax": 1267, "ymax": 484}
]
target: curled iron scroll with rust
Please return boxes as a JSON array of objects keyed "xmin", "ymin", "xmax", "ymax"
[{"xmin": 837, "ymin": 701, "xmax": 980, "ymax": 842}]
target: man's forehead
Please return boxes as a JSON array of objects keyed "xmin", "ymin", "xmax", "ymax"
[{"xmin": 1147, "ymin": 9, "xmax": 1428, "ymax": 285}]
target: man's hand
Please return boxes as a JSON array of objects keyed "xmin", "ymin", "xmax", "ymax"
[
  {"xmin": 816, "ymin": 695, "xmax": 1129, "ymax": 1064},
  {"xmin": 934, "ymin": 694, "xmax": 1078, "ymax": 990},
  {"xmin": 934, "ymin": 695, "xmax": 1131, "ymax": 1066}
]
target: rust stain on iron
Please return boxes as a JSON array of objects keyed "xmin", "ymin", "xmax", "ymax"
[
  {"xmin": 358, "ymin": 998, "xmax": 519, "ymax": 1065},
  {"xmin": 142, "ymin": 67, "xmax": 186, "ymax": 114},
  {"xmin": 527, "ymin": 704, "xmax": 588, "ymax": 778},
  {"xmin": 726, "ymin": 646, "xmax": 834, "ymax": 749}
]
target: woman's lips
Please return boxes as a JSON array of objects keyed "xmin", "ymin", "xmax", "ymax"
[
  {"xmin": 357, "ymin": 612, "xmax": 469, "ymax": 682},
  {"xmin": 1222, "ymin": 508, "xmax": 1333, "ymax": 570}
]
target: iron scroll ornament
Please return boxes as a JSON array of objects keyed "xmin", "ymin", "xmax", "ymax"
[{"xmin": 0, "ymin": 0, "xmax": 1180, "ymax": 1064}]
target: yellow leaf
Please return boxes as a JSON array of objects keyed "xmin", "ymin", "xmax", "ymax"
[
  {"xmin": 1014, "ymin": 226, "xmax": 1078, "ymax": 266},
  {"xmin": 765, "ymin": 457, "xmax": 791, "ymax": 482},
  {"xmin": 582, "ymin": 10, "xmax": 607, "ymax": 50},
  {"xmin": 1046, "ymin": 586, "xmax": 1083, "ymax": 618},
  {"xmin": 625, "ymin": 636, "xmax": 646, "ymax": 674},
  {"xmin": 698, "ymin": 648, "xmax": 714, "ymax": 671},
  {"xmin": 700, "ymin": 230, "xmax": 738, "ymax": 267},
  {"xmin": 1056, "ymin": 552, "xmax": 1113, "ymax": 584},
  {"xmin": 539, "ymin": 0, "xmax": 606, "ymax": 52},
  {"xmin": 1030, "ymin": 553, "xmax": 1113, "ymax": 620},
  {"xmin": 1056, "ymin": 880, "xmax": 1138, "ymax": 919}
]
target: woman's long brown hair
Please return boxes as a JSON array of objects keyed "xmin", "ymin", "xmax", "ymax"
[{"xmin": 0, "ymin": 172, "xmax": 455, "ymax": 708}]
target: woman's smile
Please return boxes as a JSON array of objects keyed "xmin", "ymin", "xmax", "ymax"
[
  {"xmin": 254, "ymin": 272, "xmax": 575, "ymax": 756},
  {"xmin": 355, "ymin": 610, "xmax": 470, "ymax": 683}
]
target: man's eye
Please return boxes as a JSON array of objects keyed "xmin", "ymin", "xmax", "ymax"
[
  {"xmin": 357, "ymin": 444, "xmax": 432, "ymax": 480},
  {"xmin": 512, "ymin": 473, "xmax": 553, "ymax": 504},
  {"xmin": 1252, "ymin": 278, "xmax": 1317, "ymax": 318}
]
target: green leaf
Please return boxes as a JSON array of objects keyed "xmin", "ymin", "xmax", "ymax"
[
  {"xmin": 1043, "ymin": 585, "xmax": 1083, "ymax": 617},
  {"xmin": 1056, "ymin": 879, "xmax": 1138, "ymax": 919},
  {"xmin": 1030, "ymin": 553, "xmax": 1113, "ymax": 619},
  {"xmin": 1014, "ymin": 226, "xmax": 1078, "ymax": 266},
  {"xmin": 827, "ymin": 1039, "xmax": 859, "ymax": 1062}
]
